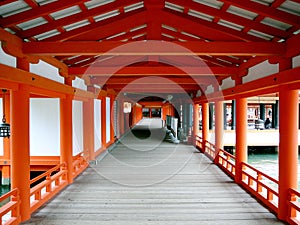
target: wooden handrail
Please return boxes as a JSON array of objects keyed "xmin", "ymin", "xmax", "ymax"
[
  {"xmin": 30, "ymin": 162, "xmax": 66, "ymax": 185},
  {"xmin": 287, "ymin": 188, "xmax": 300, "ymax": 225},
  {"xmin": 0, "ymin": 188, "xmax": 21, "ymax": 225}
]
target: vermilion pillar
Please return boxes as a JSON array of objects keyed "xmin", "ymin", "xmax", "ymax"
[
  {"xmin": 110, "ymin": 95, "xmax": 115, "ymax": 143},
  {"xmin": 11, "ymin": 84, "xmax": 30, "ymax": 221},
  {"xmin": 2, "ymin": 91, "xmax": 10, "ymax": 185},
  {"xmin": 235, "ymin": 97, "xmax": 248, "ymax": 184},
  {"xmin": 60, "ymin": 94, "xmax": 73, "ymax": 184},
  {"xmin": 278, "ymin": 58, "xmax": 298, "ymax": 221},
  {"xmin": 193, "ymin": 103, "xmax": 199, "ymax": 144},
  {"xmin": 83, "ymin": 98, "xmax": 94, "ymax": 161},
  {"xmin": 101, "ymin": 96, "xmax": 107, "ymax": 148},
  {"xmin": 201, "ymin": 102, "xmax": 209, "ymax": 153},
  {"xmin": 215, "ymin": 101, "xmax": 224, "ymax": 162}
]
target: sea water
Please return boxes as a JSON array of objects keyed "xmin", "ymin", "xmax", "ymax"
[{"xmin": 248, "ymin": 153, "xmax": 300, "ymax": 190}]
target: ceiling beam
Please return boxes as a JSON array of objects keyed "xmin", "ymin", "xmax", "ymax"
[
  {"xmin": 105, "ymin": 83, "xmax": 200, "ymax": 92},
  {"xmin": 161, "ymin": 10, "xmax": 264, "ymax": 42},
  {"xmin": 68, "ymin": 66, "xmax": 239, "ymax": 76},
  {"xmin": 0, "ymin": 0, "xmax": 87, "ymax": 27},
  {"xmin": 43, "ymin": 10, "xmax": 147, "ymax": 42},
  {"xmin": 220, "ymin": 0, "xmax": 300, "ymax": 29},
  {"xmin": 91, "ymin": 76, "xmax": 213, "ymax": 85},
  {"xmin": 171, "ymin": 0, "xmax": 289, "ymax": 39},
  {"xmin": 194, "ymin": 66, "xmax": 300, "ymax": 102},
  {"xmin": 23, "ymin": 41, "xmax": 286, "ymax": 56},
  {"xmin": 19, "ymin": 0, "xmax": 141, "ymax": 39}
]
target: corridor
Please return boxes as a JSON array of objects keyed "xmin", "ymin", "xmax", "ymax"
[{"xmin": 23, "ymin": 119, "xmax": 282, "ymax": 225}]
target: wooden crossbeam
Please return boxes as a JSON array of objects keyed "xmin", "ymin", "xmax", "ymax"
[
  {"xmin": 23, "ymin": 41, "xmax": 286, "ymax": 56},
  {"xmin": 68, "ymin": 66, "xmax": 239, "ymax": 76}
]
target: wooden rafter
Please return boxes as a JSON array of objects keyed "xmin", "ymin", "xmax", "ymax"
[
  {"xmin": 19, "ymin": 0, "xmax": 141, "ymax": 39},
  {"xmin": 171, "ymin": 0, "xmax": 289, "ymax": 40},
  {"xmin": 220, "ymin": 0, "xmax": 300, "ymax": 28},
  {"xmin": 0, "ymin": 0, "xmax": 87, "ymax": 27}
]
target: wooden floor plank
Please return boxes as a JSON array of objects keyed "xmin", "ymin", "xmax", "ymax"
[{"xmin": 22, "ymin": 118, "xmax": 283, "ymax": 225}]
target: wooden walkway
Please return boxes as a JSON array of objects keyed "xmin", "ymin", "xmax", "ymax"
[{"xmin": 23, "ymin": 119, "xmax": 283, "ymax": 225}]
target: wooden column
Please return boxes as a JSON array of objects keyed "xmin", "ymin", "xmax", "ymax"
[
  {"xmin": 60, "ymin": 94, "xmax": 73, "ymax": 184},
  {"xmin": 83, "ymin": 98, "xmax": 94, "ymax": 161},
  {"xmin": 11, "ymin": 85, "xmax": 30, "ymax": 221},
  {"xmin": 278, "ymin": 58, "xmax": 298, "ymax": 221},
  {"xmin": 101, "ymin": 96, "xmax": 107, "ymax": 148},
  {"xmin": 2, "ymin": 91, "xmax": 10, "ymax": 185},
  {"xmin": 110, "ymin": 95, "xmax": 115, "ymax": 143},
  {"xmin": 11, "ymin": 58, "xmax": 30, "ymax": 221},
  {"xmin": 201, "ymin": 102, "xmax": 209, "ymax": 153},
  {"xmin": 235, "ymin": 97, "xmax": 248, "ymax": 184},
  {"xmin": 215, "ymin": 101, "xmax": 224, "ymax": 162},
  {"xmin": 193, "ymin": 103, "xmax": 199, "ymax": 144}
]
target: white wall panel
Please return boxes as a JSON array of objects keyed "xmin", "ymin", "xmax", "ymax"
[
  {"xmin": 30, "ymin": 98, "xmax": 60, "ymax": 156},
  {"xmin": 72, "ymin": 100, "xmax": 83, "ymax": 156},
  {"xmin": 94, "ymin": 99, "xmax": 101, "ymax": 151}
]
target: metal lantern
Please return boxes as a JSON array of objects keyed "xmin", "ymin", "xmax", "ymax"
[{"xmin": 0, "ymin": 90, "xmax": 10, "ymax": 138}]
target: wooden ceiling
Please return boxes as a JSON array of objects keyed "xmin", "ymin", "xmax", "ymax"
[{"xmin": 0, "ymin": 0, "xmax": 299, "ymax": 95}]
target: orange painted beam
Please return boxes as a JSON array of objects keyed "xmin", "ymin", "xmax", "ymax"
[
  {"xmin": 0, "ymin": 0, "xmax": 86, "ymax": 27},
  {"xmin": 19, "ymin": 0, "xmax": 141, "ymax": 39},
  {"xmin": 194, "ymin": 66, "xmax": 300, "ymax": 103},
  {"xmin": 92, "ymin": 77, "xmax": 213, "ymax": 87},
  {"xmin": 0, "ymin": 28, "xmax": 67, "ymax": 72},
  {"xmin": 172, "ymin": 0, "xmax": 289, "ymax": 39},
  {"xmin": 161, "ymin": 10, "xmax": 263, "ymax": 42},
  {"xmin": 105, "ymin": 83, "xmax": 200, "ymax": 91},
  {"xmin": 22, "ymin": 41, "xmax": 286, "ymax": 56},
  {"xmin": 0, "ymin": 64, "xmax": 94, "ymax": 99},
  {"xmin": 45, "ymin": 10, "xmax": 147, "ymax": 42},
  {"xmin": 69, "ymin": 66, "xmax": 239, "ymax": 76},
  {"xmin": 221, "ymin": 0, "xmax": 300, "ymax": 28}
]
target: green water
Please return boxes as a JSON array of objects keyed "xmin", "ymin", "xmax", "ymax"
[
  {"xmin": 0, "ymin": 185, "xmax": 10, "ymax": 206},
  {"xmin": 0, "ymin": 185, "xmax": 10, "ymax": 195},
  {"xmin": 248, "ymin": 153, "xmax": 300, "ymax": 190}
]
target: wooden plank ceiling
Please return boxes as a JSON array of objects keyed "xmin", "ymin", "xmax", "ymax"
[{"xmin": 0, "ymin": 0, "xmax": 299, "ymax": 95}]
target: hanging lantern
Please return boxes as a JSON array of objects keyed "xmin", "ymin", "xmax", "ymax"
[{"xmin": 0, "ymin": 90, "xmax": 10, "ymax": 138}]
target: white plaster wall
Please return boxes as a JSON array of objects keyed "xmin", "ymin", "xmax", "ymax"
[
  {"xmin": 0, "ymin": 42, "xmax": 16, "ymax": 67},
  {"xmin": 72, "ymin": 100, "xmax": 83, "ymax": 156},
  {"xmin": 293, "ymin": 55, "xmax": 300, "ymax": 68},
  {"xmin": 243, "ymin": 60, "xmax": 278, "ymax": 83},
  {"xmin": 205, "ymin": 85, "xmax": 214, "ymax": 95},
  {"xmin": 221, "ymin": 76, "xmax": 235, "ymax": 90},
  {"xmin": 73, "ymin": 77, "xmax": 87, "ymax": 91},
  {"xmin": 94, "ymin": 99, "xmax": 101, "ymax": 151},
  {"xmin": 0, "ymin": 99, "xmax": 3, "ymax": 156},
  {"xmin": 106, "ymin": 97, "xmax": 110, "ymax": 143},
  {"xmin": 30, "ymin": 98, "xmax": 60, "ymax": 156},
  {"xmin": 30, "ymin": 60, "xmax": 64, "ymax": 83}
]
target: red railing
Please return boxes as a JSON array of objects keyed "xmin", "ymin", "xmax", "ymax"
[
  {"xmin": 72, "ymin": 153, "xmax": 89, "ymax": 179},
  {"xmin": 241, "ymin": 162, "xmax": 279, "ymax": 213},
  {"xmin": 196, "ymin": 135, "xmax": 281, "ymax": 215},
  {"xmin": 0, "ymin": 188, "xmax": 20, "ymax": 225},
  {"xmin": 287, "ymin": 188, "xmax": 300, "ymax": 225},
  {"xmin": 195, "ymin": 135, "xmax": 203, "ymax": 150},
  {"xmin": 30, "ymin": 163, "xmax": 68, "ymax": 213},
  {"xmin": 216, "ymin": 149, "xmax": 236, "ymax": 179}
]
